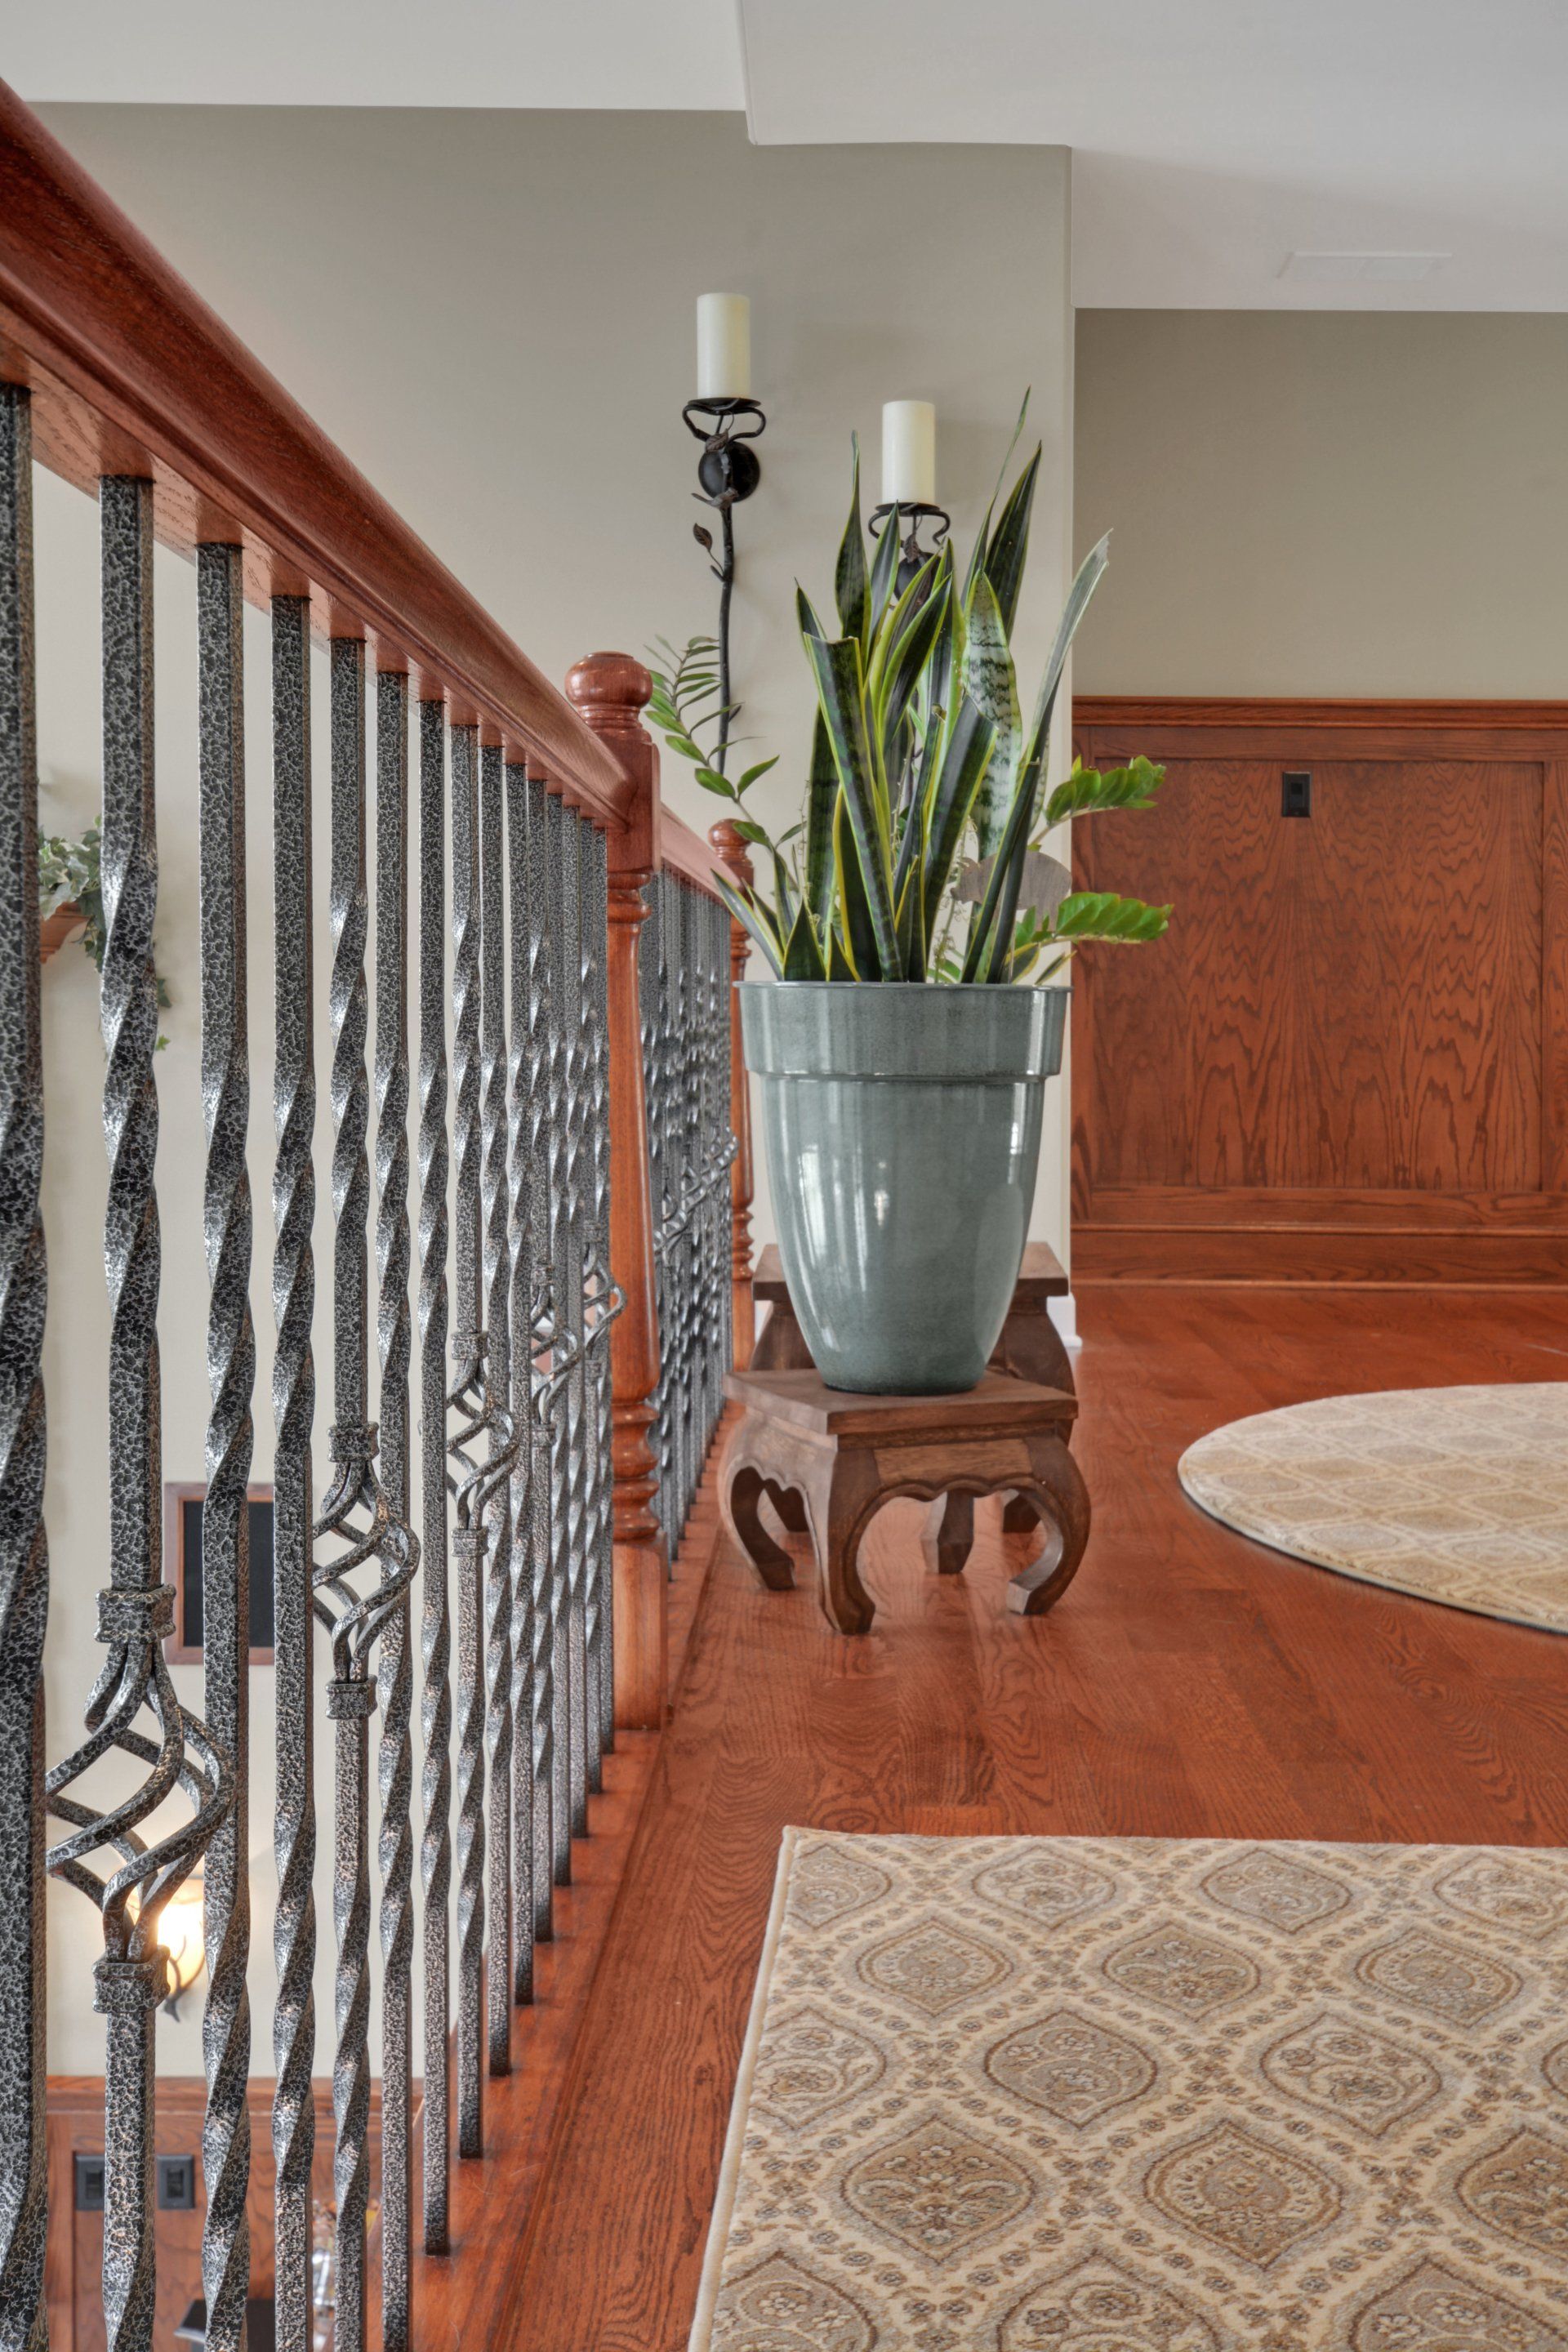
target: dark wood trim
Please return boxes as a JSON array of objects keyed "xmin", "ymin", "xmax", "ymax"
[
  {"xmin": 1075, "ymin": 694, "xmax": 1568, "ymax": 760},
  {"xmin": 160, "ymin": 1480, "xmax": 275, "ymax": 1665},
  {"xmin": 1074, "ymin": 1227, "xmax": 1568, "ymax": 1285},
  {"xmin": 0, "ymin": 80, "xmax": 630, "ymax": 825}
]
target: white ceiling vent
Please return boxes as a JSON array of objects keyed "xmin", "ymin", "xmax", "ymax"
[{"xmin": 1280, "ymin": 251, "xmax": 1452, "ymax": 282}]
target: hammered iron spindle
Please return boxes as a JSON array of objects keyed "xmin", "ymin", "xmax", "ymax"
[
  {"xmin": 270, "ymin": 596, "xmax": 316, "ymax": 2352},
  {"xmin": 312, "ymin": 638, "xmax": 417, "ymax": 2352},
  {"xmin": 46, "ymin": 477, "xmax": 230, "ymax": 2352},
  {"xmin": 0, "ymin": 382, "xmax": 49, "ymax": 2352},
  {"xmin": 416, "ymin": 699, "xmax": 452, "ymax": 2246},
  {"xmin": 194, "ymin": 542, "xmax": 254, "ymax": 2352}
]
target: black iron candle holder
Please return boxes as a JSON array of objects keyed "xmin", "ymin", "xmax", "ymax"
[
  {"xmin": 683, "ymin": 395, "xmax": 766, "ymax": 776},
  {"xmin": 870, "ymin": 499, "xmax": 951, "ymax": 594}
]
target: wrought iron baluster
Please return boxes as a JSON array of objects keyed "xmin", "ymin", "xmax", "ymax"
[
  {"xmin": 543, "ymin": 795, "xmax": 573, "ymax": 1886},
  {"xmin": 270, "ymin": 595, "xmax": 316, "ymax": 2352},
  {"xmin": 523, "ymin": 773, "xmax": 558, "ymax": 1939},
  {"xmin": 557, "ymin": 809, "xmax": 589, "ymax": 1843},
  {"xmin": 47, "ymin": 476, "xmax": 230, "ymax": 2352},
  {"xmin": 637, "ymin": 875, "xmax": 670, "ymax": 1567},
  {"xmin": 446, "ymin": 724, "xmax": 485, "ymax": 2154},
  {"xmin": 195, "ymin": 542, "xmax": 253, "ymax": 2352},
  {"xmin": 314, "ymin": 637, "xmax": 417, "ymax": 2352},
  {"xmin": 478, "ymin": 743, "xmax": 516, "ymax": 2072},
  {"xmin": 375, "ymin": 668, "xmax": 415, "ymax": 2350},
  {"xmin": 416, "ymin": 700, "xmax": 451, "ymax": 2247},
  {"xmin": 504, "ymin": 760, "xmax": 534, "ymax": 2002},
  {"xmin": 581, "ymin": 825, "xmax": 621, "ymax": 1771},
  {"xmin": 0, "ymin": 381, "xmax": 48, "ymax": 2352}
]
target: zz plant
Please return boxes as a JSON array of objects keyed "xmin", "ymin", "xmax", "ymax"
[{"xmin": 651, "ymin": 402, "xmax": 1169, "ymax": 984}]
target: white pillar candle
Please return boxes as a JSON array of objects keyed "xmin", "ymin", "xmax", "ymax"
[
  {"xmin": 882, "ymin": 399, "xmax": 937, "ymax": 506},
  {"xmin": 696, "ymin": 293, "xmax": 751, "ymax": 400}
]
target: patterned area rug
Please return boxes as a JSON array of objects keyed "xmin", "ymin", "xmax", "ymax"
[
  {"xmin": 1178, "ymin": 1383, "xmax": 1568, "ymax": 1633},
  {"xmin": 690, "ymin": 1828, "xmax": 1568, "ymax": 2352}
]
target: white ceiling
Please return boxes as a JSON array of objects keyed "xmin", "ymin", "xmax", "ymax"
[{"xmin": 14, "ymin": 0, "xmax": 1568, "ymax": 310}]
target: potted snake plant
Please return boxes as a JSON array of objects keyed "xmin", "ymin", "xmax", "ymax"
[{"xmin": 652, "ymin": 407, "xmax": 1169, "ymax": 1394}]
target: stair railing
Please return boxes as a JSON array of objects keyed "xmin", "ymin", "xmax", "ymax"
[{"xmin": 0, "ymin": 79, "xmax": 751, "ymax": 2352}]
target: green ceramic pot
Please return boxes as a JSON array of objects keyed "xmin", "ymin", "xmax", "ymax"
[{"xmin": 738, "ymin": 982, "xmax": 1067, "ymax": 1395}]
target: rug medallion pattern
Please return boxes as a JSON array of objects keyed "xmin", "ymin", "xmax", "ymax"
[
  {"xmin": 689, "ymin": 1829, "xmax": 1568, "ymax": 2351},
  {"xmin": 1177, "ymin": 1383, "xmax": 1568, "ymax": 1633}
]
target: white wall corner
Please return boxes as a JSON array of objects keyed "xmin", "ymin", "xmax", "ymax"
[{"xmin": 1047, "ymin": 1290, "xmax": 1082, "ymax": 1352}]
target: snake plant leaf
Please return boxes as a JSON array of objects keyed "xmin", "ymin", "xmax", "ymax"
[
  {"xmin": 921, "ymin": 694, "xmax": 997, "ymax": 932},
  {"xmin": 1043, "ymin": 754, "xmax": 1165, "ymax": 826},
  {"xmin": 869, "ymin": 502, "xmax": 902, "ymax": 635},
  {"xmin": 713, "ymin": 871, "xmax": 785, "ymax": 978},
  {"xmin": 804, "ymin": 631, "xmax": 901, "ymax": 975},
  {"xmin": 984, "ymin": 443, "xmax": 1041, "ymax": 635},
  {"xmin": 782, "ymin": 899, "xmax": 827, "ymax": 980},
  {"xmin": 772, "ymin": 846, "xmax": 798, "ymax": 936},
  {"xmin": 895, "ymin": 862, "xmax": 929, "ymax": 979},
  {"xmin": 963, "ymin": 532, "xmax": 1111, "ymax": 982},
  {"xmin": 961, "ymin": 572, "xmax": 1021, "ymax": 859},
  {"xmin": 826, "ymin": 923, "xmax": 857, "ymax": 981},
  {"xmin": 835, "ymin": 434, "xmax": 870, "ymax": 646},
  {"xmin": 833, "ymin": 791, "xmax": 880, "ymax": 980},
  {"xmin": 964, "ymin": 387, "xmax": 1031, "ymax": 603},
  {"xmin": 802, "ymin": 710, "xmax": 839, "ymax": 929},
  {"xmin": 875, "ymin": 572, "xmax": 950, "ymax": 779},
  {"xmin": 795, "ymin": 582, "xmax": 828, "ymax": 644},
  {"xmin": 1049, "ymin": 889, "xmax": 1173, "ymax": 943}
]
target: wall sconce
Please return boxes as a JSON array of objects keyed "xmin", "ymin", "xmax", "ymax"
[
  {"xmin": 684, "ymin": 293, "xmax": 765, "ymax": 776},
  {"xmin": 158, "ymin": 1870, "xmax": 207, "ymax": 2019},
  {"xmin": 871, "ymin": 399, "xmax": 951, "ymax": 593}
]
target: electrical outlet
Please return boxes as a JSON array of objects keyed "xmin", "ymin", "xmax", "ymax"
[
  {"xmin": 74, "ymin": 2154, "xmax": 105, "ymax": 2212},
  {"xmin": 1282, "ymin": 770, "xmax": 1312, "ymax": 817},
  {"xmin": 157, "ymin": 2154, "xmax": 198, "ymax": 2211}
]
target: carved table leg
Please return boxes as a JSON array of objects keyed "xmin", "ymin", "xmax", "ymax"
[
  {"xmin": 920, "ymin": 1490, "xmax": 973, "ymax": 1577},
  {"xmin": 1005, "ymin": 1429, "xmax": 1091, "ymax": 1616},
  {"xmin": 1002, "ymin": 1494, "xmax": 1040, "ymax": 1534},
  {"xmin": 721, "ymin": 1444, "xmax": 797, "ymax": 1592},
  {"xmin": 996, "ymin": 1308, "xmax": 1076, "ymax": 1525},
  {"xmin": 800, "ymin": 1449, "xmax": 880, "ymax": 1637}
]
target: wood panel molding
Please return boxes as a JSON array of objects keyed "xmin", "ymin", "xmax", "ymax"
[{"xmin": 1071, "ymin": 696, "xmax": 1568, "ymax": 1282}]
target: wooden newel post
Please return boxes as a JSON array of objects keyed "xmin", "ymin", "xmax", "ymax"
[
  {"xmin": 709, "ymin": 820, "xmax": 756, "ymax": 1370},
  {"xmin": 566, "ymin": 652, "xmax": 668, "ymax": 1729}
]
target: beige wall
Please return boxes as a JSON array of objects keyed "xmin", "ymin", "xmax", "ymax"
[
  {"xmin": 31, "ymin": 105, "xmax": 1074, "ymax": 2069},
  {"xmin": 1074, "ymin": 310, "xmax": 1568, "ymax": 696}
]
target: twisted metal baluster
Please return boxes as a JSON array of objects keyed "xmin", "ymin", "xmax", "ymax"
[
  {"xmin": 375, "ymin": 670, "xmax": 416, "ymax": 2349},
  {"xmin": 556, "ymin": 810, "xmax": 589, "ymax": 1844},
  {"xmin": 504, "ymin": 760, "xmax": 535, "ymax": 2002},
  {"xmin": 478, "ymin": 744, "xmax": 516, "ymax": 2071},
  {"xmin": 195, "ymin": 544, "xmax": 253, "ymax": 2352},
  {"xmin": 447, "ymin": 724, "xmax": 485, "ymax": 2154},
  {"xmin": 416, "ymin": 702, "xmax": 451, "ymax": 2246},
  {"xmin": 636, "ymin": 875, "xmax": 669, "ymax": 1566},
  {"xmin": 47, "ymin": 478, "xmax": 230, "ymax": 2352},
  {"xmin": 543, "ymin": 796, "xmax": 573, "ymax": 1886},
  {"xmin": 270, "ymin": 595, "xmax": 316, "ymax": 2352},
  {"xmin": 581, "ymin": 826, "xmax": 621, "ymax": 1770},
  {"xmin": 0, "ymin": 383, "xmax": 48, "ymax": 2352},
  {"xmin": 523, "ymin": 773, "xmax": 558, "ymax": 1940},
  {"xmin": 314, "ymin": 639, "xmax": 418, "ymax": 2352}
]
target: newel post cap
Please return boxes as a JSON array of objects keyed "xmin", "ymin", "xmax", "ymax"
[
  {"xmin": 709, "ymin": 817, "xmax": 755, "ymax": 891},
  {"xmin": 565, "ymin": 651, "xmax": 653, "ymax": 737}
]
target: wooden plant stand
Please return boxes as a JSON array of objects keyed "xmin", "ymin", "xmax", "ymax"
[
  {"xmin": 751, "ymin": 1240, "xmax": 1076, "ymax": 1534},
  {"xmin": 720, "ymin": 1366, "xmax": 1089, "ymax": 1634}
]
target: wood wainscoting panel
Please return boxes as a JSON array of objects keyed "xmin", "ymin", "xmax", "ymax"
[{"xmin": 1071, "ymin": 701, "xmax": 1568, "ymax": 1281}]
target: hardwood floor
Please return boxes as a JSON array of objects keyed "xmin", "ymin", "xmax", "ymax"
[{"xmin": 505, "ymin": 1285, "xmax": 1568, "ymax": 2351}]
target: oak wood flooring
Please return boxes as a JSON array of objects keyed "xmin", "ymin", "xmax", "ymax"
[{"xmin": 505, "ymin": 1285, "xmax": 1568, "ymax": 2351}]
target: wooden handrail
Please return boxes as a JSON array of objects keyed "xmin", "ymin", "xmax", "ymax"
[
  {"xmin": 662, "ymin": 809, "xmax": 733, "ymax": 900},
  {"xmin": 0, "ymin": 78, "xmax": 630, "ymax": 826}
]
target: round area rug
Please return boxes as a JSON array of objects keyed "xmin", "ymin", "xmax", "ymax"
[{"xmin": 1178, "ymin": 1383, "xmax": 1568, "ymax": 1633}]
